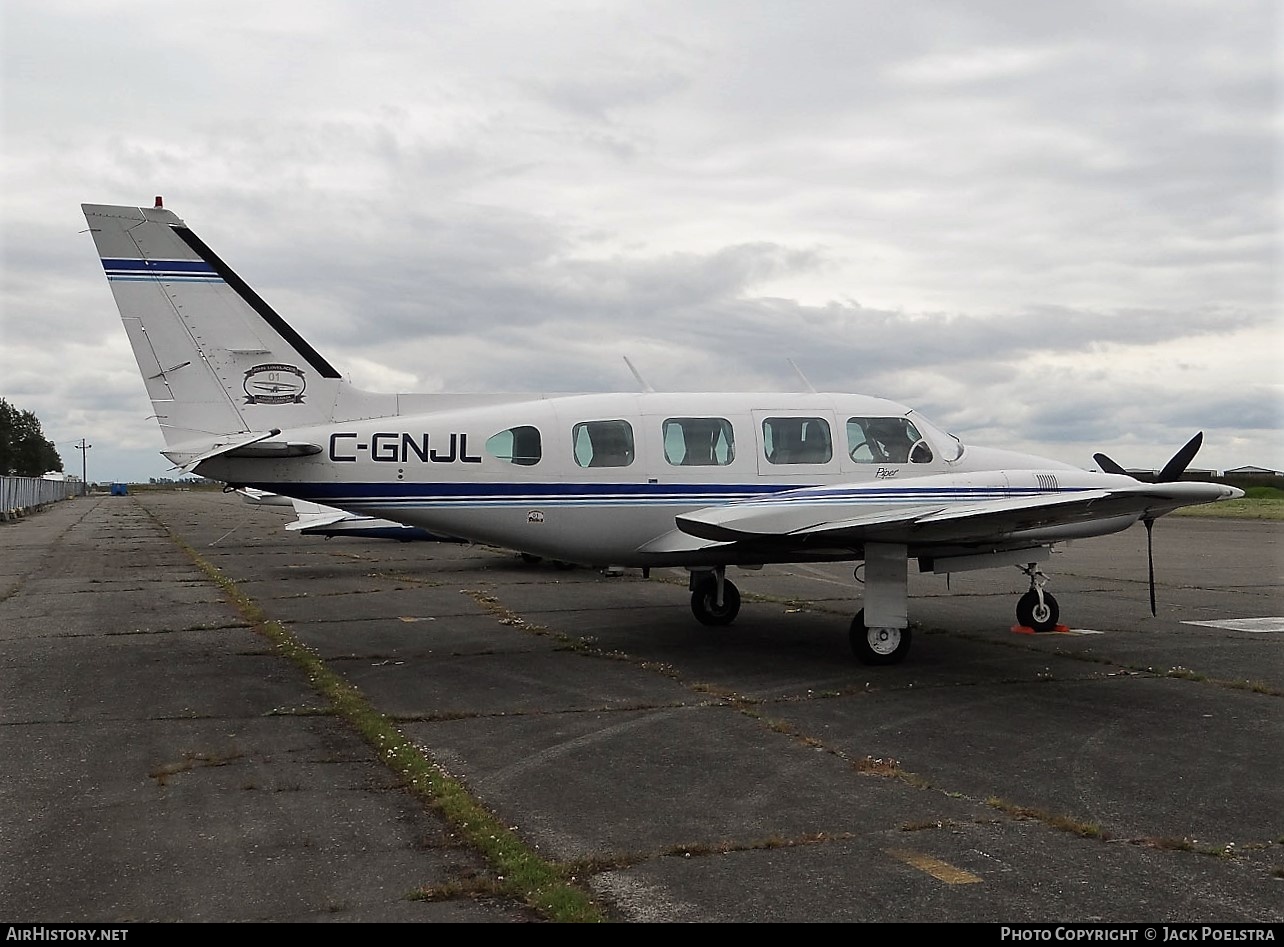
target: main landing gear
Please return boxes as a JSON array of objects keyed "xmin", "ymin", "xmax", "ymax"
[
  {"xmin": 687, "ymin": 548, "xmax": 1066, "ymax": 664},
  {"xmin": 849, "ymin": 609, "xmax": 912, "ymax": 665},
  {"xmin": 689, "ymin": 567, "xmax": 741, "ymax": 626},
  {"xmin": 690, "ymin": 548, "xmax": 915, "ymax": 665}
]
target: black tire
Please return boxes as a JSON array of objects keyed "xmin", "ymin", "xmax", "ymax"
[
  {"xmin": 850, "ymin": 609, "xmax": 911, "ymax": 665},
  {"xmin": 1017, "ymin": 590, "xmax": 1059, "ymax": 632},
  {"xmin": 691, "ymin": 577, "xmax": 741, "ymax": 626}
]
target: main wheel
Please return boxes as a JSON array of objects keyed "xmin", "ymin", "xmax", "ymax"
[
  {"xmin": 850, "ymin": 609, "xmax": 911, "ymax": 665},
  {"xmin": 691, "ymin": 577, "xmax": 741, "ymax": 626},
  {"xmin": 1016, "ymin": 590, "xmax": 1059, "ymax": 632}
]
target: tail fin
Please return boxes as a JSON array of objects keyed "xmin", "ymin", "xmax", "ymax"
[{"xmin": 83, "ymin": 201, "xmax": 390, "ymax": 466}]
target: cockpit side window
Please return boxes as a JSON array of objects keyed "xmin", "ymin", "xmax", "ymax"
[
  {"xmin": 572, "ymin": 420, "xmax": 635, "ymax": 468},
  {"xmin": 484, "ymin": 425, "xmax": 542, "ymax": 466},
  {"xmin": 663, "ymin": 417, "xmax": 735, "ymax": 466},
  {"xmin": 847, "ymin": 417, "xmax": 933, "ymax": 464},
  {"xmin": 762, "ymin": 417, "xmax": 832, "ymax": 465}
]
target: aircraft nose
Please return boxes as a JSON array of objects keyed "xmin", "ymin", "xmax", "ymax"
[{"xmin": 1224, "ymin": 485, "xmax": 1245, "ymax": 500}]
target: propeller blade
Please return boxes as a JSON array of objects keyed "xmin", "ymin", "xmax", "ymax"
[
  {"xmin": 1144, "ymin": 517, "xmax": 1157, "ymax": 617},
  {"xmin": 1157, "ymin": 431, "xmax": 1203, "ymax": 483},
  {"xmin": 1093, "ymin": 452, "xmax": 1129, "ymax": 475}
]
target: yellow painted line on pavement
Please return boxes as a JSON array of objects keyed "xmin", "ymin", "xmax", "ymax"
[{"xmin": 887, "ymin": 849, "xmax": 982, "ymax": 884}]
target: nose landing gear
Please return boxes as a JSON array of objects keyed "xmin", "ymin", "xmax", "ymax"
[{"xmin": 1016, "ymin": 563, "xmax": 1060, "ymax": 632}]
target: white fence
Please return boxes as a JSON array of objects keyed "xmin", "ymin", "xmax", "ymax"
[{"xmin": 1, "ymin": 476, "xmax": 83, "ymax": 520}]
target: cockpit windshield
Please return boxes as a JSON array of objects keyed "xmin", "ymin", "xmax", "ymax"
[{"xmin": 906, "ymin": 410, "xmax": 963, "ymax": 462}]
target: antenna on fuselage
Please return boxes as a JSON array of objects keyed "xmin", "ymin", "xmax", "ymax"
[
  {"xmin": 623, "ymin": 357, "xmax": 655, "ymax": 392},
  {"xmin": 787, "ymin": 358, "xmax": 817, "ymax": 393}
]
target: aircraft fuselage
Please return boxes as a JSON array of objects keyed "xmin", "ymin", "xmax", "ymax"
[{"xmin": 197, "ymin": 391, "xmax": 1146, "ymax": 566}]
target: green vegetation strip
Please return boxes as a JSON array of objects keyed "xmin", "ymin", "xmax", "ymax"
[
  {"xmin": 152, "ymin": 513, "xmax": 605, "ymax": 922},
  {"xmin": 1172, "ymin": 490, "xmax": 1284, "ymax": 520}
]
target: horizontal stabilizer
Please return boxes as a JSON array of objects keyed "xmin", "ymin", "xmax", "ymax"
[
  {"xmin": 171, "ymin": 430, "xmax": 282, "ymax": 471},
  {"xmin": 221, "ymin": 440, "xmax": 323, "ymax": 459},
  {"xmin": 285, "ymin": 509, "xmax": 355, "ymax": 531},
  {"xmin": 167, "ymin": 432, "xmax": 325, "ymax": 471}
]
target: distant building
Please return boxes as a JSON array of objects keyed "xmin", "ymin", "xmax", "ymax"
[{"xmin": 1224, "ymin": 465, "xmax": 1282, "ymax": 477}]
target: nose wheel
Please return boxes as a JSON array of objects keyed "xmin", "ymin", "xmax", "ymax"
[
  {"xmin": 1016, "ymin": 590, "xmax": 1059, "ymax": 632},
  {"xmin": 1016, "ymin": 563, "xmax": 1060, "ymax": 632}
]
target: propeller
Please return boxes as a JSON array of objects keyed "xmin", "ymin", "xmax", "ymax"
[
  {"xmin": 1094, "ymin": 431, "xmax": 1203, "ymax": 484},
  {"xmin": 1157, "ymin": 431, "xmax": 1203, "ymax": 483},
  {"xmin": 1093, "ymin": 432, "xmax": 1205, "ymax": 616},
  {"xmin": 1092, "ymin": 451, "xmax": 1128, "ymax": 475}
]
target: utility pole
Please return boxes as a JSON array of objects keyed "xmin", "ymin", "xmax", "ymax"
[{"xmin": 75, "ymin": 439, "xmax": 91, "ymax": 495}]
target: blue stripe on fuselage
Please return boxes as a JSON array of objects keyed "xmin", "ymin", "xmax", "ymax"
[{"xmin": 239, "ymin": 481, "xmax": 1083, "ymax": 509}]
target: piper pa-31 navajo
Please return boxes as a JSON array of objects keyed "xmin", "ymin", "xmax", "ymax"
[{"xmin": 83, "ymin": 200, "xmax": 1242, "ymax": 664}]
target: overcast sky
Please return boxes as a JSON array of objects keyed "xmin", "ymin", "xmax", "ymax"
[{"xmin": 2, "ymin": 0, "xmax": 1279, "ymax": 482}]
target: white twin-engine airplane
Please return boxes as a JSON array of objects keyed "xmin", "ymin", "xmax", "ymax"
[{"xmin": 83, "ymin": 200, "xmax": 1242, "ymax": 664}]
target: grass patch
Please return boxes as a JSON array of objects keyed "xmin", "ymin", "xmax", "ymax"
[
  {"xmin": 1240, "ymin": 486, "xmax": 1284, "ymax": 500},
  {"xmin": 149, "ymin": 512, "xmax": 605, "ymax": 922},
  {"xmin": 986, "ymin": 796, "xmax": 1108, "ymax": 840},
  {"xmin": 1143, "ymin": 837, "xmax": 1240, "ymax": 859},
  {"xmin": 1172, "ymin": 497, "xmax": 1284, "ymax": 520},
  {"xmin": 901, "ymin": 819, "xmax": 958, "ymax": 832},
  {"xmin": 1147, "ymin": 836, "xmax": 1195, "ymax": 852},
  {"xmin": 853, "ymin": 755, "xmax": 933, "ymax": 789},
  {"xmin": 149, "ymin": 750, "xmax": 245, "ymax": 786}
]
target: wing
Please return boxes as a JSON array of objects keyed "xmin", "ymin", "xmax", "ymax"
[{"xmin": 667, "ymin": 480, "xmax": 1236, "ymax": 555}]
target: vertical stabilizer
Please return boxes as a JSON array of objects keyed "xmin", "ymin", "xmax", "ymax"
[{"xmin": 83, "ymin": 202, "xmax": 387, "ymax": 466}]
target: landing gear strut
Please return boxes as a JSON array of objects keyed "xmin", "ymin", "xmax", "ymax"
[
  {"xmin": 690, "ymin": 567, "xmax": 741, "ymax": 626},
  {"xmin": 1016, "ymin": 563, "xmax": 1059, "ymax": 632}
]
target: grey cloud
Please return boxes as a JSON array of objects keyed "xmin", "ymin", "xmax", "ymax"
[{"xmin": 3, "ymin": 0, "xmax": 1279, "ymax": 480}]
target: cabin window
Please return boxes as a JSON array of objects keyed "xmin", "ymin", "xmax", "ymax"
[
  {"xmin": 663, "ymin": 417, "xmax": 735, "ymax": 466},
  {"xmin": 485, "ymin": 425, "xmax": 542, "ymax": 466},
  {"xmin": 762, "ymin": 417, "xmax": 832, "ymax": 465},
  {"xmin": 572, "ymin": 420, "xmax": 635, "ymax": 468},
  {"xmin": 847, "ymin": 417, "xmax": 933, "ymax": 464}
]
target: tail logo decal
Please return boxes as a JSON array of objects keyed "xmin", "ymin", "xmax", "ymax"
[{"xmin": 243, "ymin": 363, "xmax": 307, "ymax": 404}]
